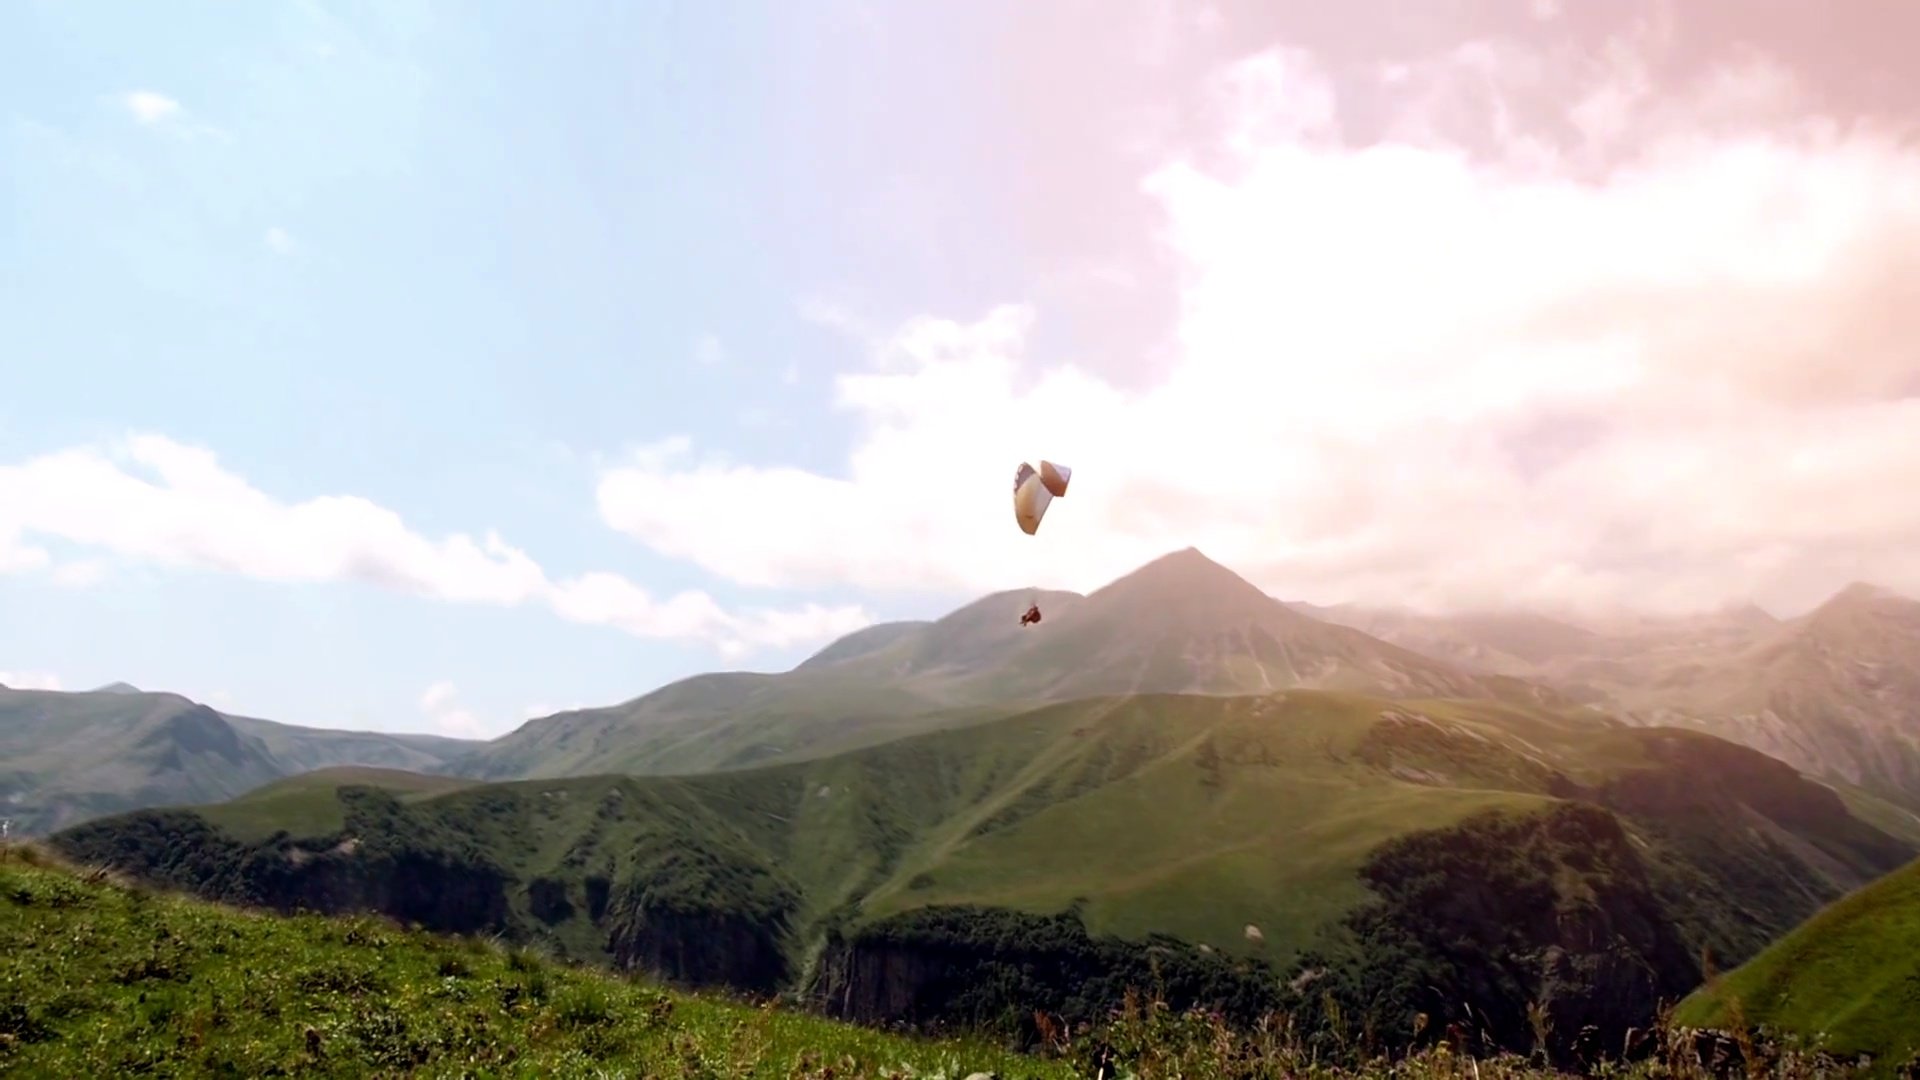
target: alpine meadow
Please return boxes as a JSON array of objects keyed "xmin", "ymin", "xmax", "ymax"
[{"xmin": 7, "ymin": 1, "xmax": 1920, "ymax": 1077}]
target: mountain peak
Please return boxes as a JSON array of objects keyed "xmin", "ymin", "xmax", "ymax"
[
  {"xmin": 1080, "ymin": 546, "xmax": 1286, "ymax": 620},
  {"xmin": 1714, "ymin": 601, "xmax": 1779, "ymax": 626},
  {"xmin": 1121, "ymin": 546, "xmax": 1245, "ymax": 585},
  {"xmin": 91, "ymin": 681, "xmax": 143, "ymax": 695},
  {"xmin": 1818, "ymin": 581, "xmax": 1910, "ymax": 613}
]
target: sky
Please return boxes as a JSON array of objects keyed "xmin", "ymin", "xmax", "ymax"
[{"xmin": 3, "ymin": 0, "xmax": 1918, "ymax": 739}]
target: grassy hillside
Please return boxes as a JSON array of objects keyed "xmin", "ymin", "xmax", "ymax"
[
  {"xmin": 0, "ymin": 843, "xmax": 1063, "ymax": 1079},
  {"xmin": 1675, "ymin": 855, "xmax": 1920, "ymax": 1073},
  {"xmin": 200, "ymin": 766, "xmax": 482, "ymax": 841},
  {"xmin": 0, "ymin": 686, "xmax": 480, "ymax": 837},
  {"xmin": 62, "ymin": 693, "xmax": 1579, "ymax": 963},
  {"xmin": 54, "ymin": 688, "xmax": 1916, "ymax": 1059}
]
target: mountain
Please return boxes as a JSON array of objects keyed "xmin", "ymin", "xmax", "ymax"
[
  {"xmin": 1675, "ymin": 854, "xmax": 1920, "ymax": 1073},
  {"xmin": 926, "ymin": 549, "xmax": 1559, "ymax": 703},
  {"xmin": 1621, "ymin": 584, "xmax": 1920, "ymax": 806},
  {"xmin": 1301, "ymin": 604, "xmax": 1606, "ymax": 680},
  {"xmin": 1307, "ymin": 583, "xmax": 1920, "ymax": 809},
  {"xmin": 55, "ymin": 687, "xmax": 1918, "ymax": 1058},
  {"xmin": 462, "ymin": 549, "xmax": 1561, "ymax": 780},
  {"xmin": 0, "ymin": 686, "xmax": 480, "ymax": 836}
]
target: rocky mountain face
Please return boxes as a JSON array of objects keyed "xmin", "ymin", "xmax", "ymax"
[{"xmin": 1311, "ymin": 583, "xmax": 1920, "ymax": 809}]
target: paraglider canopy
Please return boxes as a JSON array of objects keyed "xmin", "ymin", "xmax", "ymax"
[{"xmin": 1012, "ymin": 459, "xmax": 1072, "ymax": 536}]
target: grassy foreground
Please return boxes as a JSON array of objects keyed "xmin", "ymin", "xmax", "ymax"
[
  {"xmin": 0, "ymin": 843, "xmax": 1888, "ymax": 1079},
  {"xmin": 0, "ymin": 844, "xmax": 1061, "ymax": 1079},
  {"xmin": 1676, "ymin": 855, "xmax": 1920, "ymax": 1072}
]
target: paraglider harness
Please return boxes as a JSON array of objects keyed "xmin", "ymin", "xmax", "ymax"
[{"xmin": 1020, "ymin": 603, "xmax": 1042, "ymax": 627}]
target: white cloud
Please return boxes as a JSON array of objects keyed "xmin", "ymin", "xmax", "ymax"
[
  {"xmin": 264, "ymin": 227, "xmax": 297, "ymax": 255},
  {"xmin": 522, "ymin": 701, "xmax": 586, "ymax": 720},
  {"xmin": 0, "ymin": 433, "xmax": 871, "ymax": 654},
  {"xmin": 694, "ymin": 333, "xmax": 727, "ymax": 366},
  {"xmin": 0, "ymin": 671, "xmax": 62, "ymax": 691},
  {"xmin": 593, "ymin": 36, "xmax": 1920, "ymax": 619},
  {"xmin": 116, "ymin": 89, "xmax": 229, "ymax": 142},
  {"xmin": 49, "ymin": 560, "xmax": 108, "ymax": 588},
  {"xmin": 415, "ymin": 680, "xmax": 487, "ymax": 738},
  {"xmin": 796, "ymin": 295, "xmax": 878, "ymax": 342},
  {"xmin": 0, "ymin": 535, "xmax": 49, "ymax": 575},
  {"xmin": 123, "ymin": 90, "xmax": 181, "ymax": 124},
  {"xmin": 418, "ymin": 680, "xmax": 457, "ymax": 713}
]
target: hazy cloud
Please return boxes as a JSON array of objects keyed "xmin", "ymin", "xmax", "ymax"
[
  {"xmin": 595, "ymin": 29, "xmax": 1920, "ymax": 619},
  {"xmin": 122, "ymin": 90, "xmax": 181, "ymax": 124}
]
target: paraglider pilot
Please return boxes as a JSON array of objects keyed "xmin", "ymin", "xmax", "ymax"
[{"xmin": 1020, "ymin": 604, "xmax": 1042, "ymax": 627}]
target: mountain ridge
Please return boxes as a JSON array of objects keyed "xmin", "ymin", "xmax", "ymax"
[
  {"xmin": 1299, "ymin": 580, "xmax": 1920, "ymax": 807},
  {"xmin": 12, "ymin": 547, "xmax": 1918, "ymax": 826},
  {"xmin": 455, "ymin": 547, "xmax": 1567, "ymax": 780},
  {"xmin": 0, "ymin": 685, "xmax": 481, "ymax": 836}
]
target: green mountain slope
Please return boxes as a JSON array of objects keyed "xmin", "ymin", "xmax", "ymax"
[
  {"xmin": 0, "ymin": 687, "xmax": 480, "ymax": 837},
  {"xmin": 1675, "ymin": 855, "xmax": 1920, "ymax": 1073},
  {"xmin": 199, "ymin": 766, "xmax": 483, "ymax": 841},
  {"xmin": 54, "ymin": 689, "xmax": 1915, "ymax": 1057},
  {"xmin": 464, "ymin": 550, "xmax": 1559, "ymax": 781}
]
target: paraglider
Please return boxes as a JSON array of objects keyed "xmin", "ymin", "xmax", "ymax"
[
  {"xmin": 1012, "ymin": 460, "xmax": 1071, "ymax": 626},
  {"xmin": 1012, "ymin": 460, "xmax": 1071, "ymax": 535}
]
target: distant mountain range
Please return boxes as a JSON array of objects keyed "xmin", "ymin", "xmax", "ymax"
[
  {"xmin": 0, "ymin": 688, "xmax": 476, "ymax": 836},
  {"xmin": 1305, "ymin": 580, "xmax": 1920, "ymax": 808},
  {"xmin": 10, "ymin": 547, "xmax": 1919, "ymax": 831}
]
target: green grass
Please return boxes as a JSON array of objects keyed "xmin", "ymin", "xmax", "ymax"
[
  {"xmin": 862, "ymin": 694, "xmax": 1555, "ymax": 959},
  {"xmin": 1674, "ymin": 855, "xmax": 1920, "ymax": 1073},
  {"xmin": 0, "ymin": 843, "xmax": 1065, "ymax": 1079}
]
